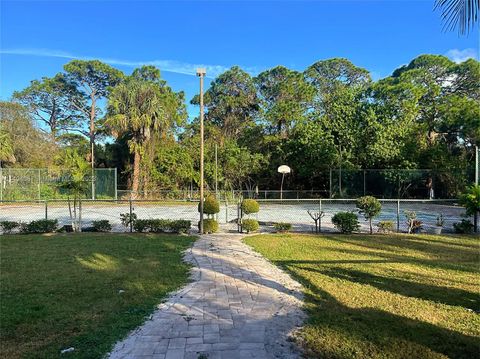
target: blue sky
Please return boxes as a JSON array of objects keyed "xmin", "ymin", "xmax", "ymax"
[{"xmin": 1, "ymin": 0, "xmax": 478, "ymax": 119}]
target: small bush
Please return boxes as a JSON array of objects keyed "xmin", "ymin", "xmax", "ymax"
[
  {"xmin": 199, "ymin": 219, "xmax": 218, "ymax": 234},
  {"xmin": 120, "ymin": 212, "xmax": 137, "ymax": 228},
  {"xmin": 405, "ymin": 211, "xmax": 422, "ymax": 234},
  {"xmin": 92, "ymin": 220, "xmax": 112, "ymax": 232},
  {"xmin": 149, "ymin": 219, "xmax": 171, "ymax": 233},
  {"xmin": 356, "ymin": 196, "xmax": 382, "ymax": 234},
  {"xmin": 133, "ymin": 219, "xmax": 150, "ymax": 233},
  {"xmin": 241, "ymin": 199, "xmax": 260, "ymax": 215},
  {"xmin": 377, "ymin": 220, "xmax": 394, "ymax": 233},
  {"xmin": 0, "ymin": 221, "xmax": 19, "ymax": 234},
  {"xmin": 20, "ymin": 219, "xmax": 58, "ymax": 234},
  {"xmin": 199, "ymin": 195, "xmax": 220, "ymax": 216},
  {"xmin": 459, "ymin": 185, "xmax": 480, "ymax": 217},
  {"xmin": 242, "ymin": 219, "xmax": 259, "ymax": 233},
  {"xmin": 332, "ymin": 212, "xmax": 360, "ymax": 234},
  {"xmin": 274, "ymin": 222, "xmax": 292, "ymax": 232},
  {"xmin": 131, "ymin": 219, "xmax": 191, "ymax": 234},
  {"xmin": 170, "ymin": 220, "xmax": 191, "ymax": 234},
  {"xmin": 453, "ymin": 219, "xmax": 474, "ymax": 234}
]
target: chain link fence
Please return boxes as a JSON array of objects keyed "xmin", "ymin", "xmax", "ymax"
[
  {"xmin": 0, "ymin": 198, "xmax": 473, "ymax": 234},
  {"xmin": 0, "ymin": 168, "xmax": 117, "ymax": 201}
]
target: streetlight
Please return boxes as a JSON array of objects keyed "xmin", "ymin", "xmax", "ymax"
[
  {"xmin": 197, "ymin": 68, "xmax": 206, "ymax": 234},
  {"xmin": 278, "ymin": 165, "xmax": 291, "ymax": 200}
]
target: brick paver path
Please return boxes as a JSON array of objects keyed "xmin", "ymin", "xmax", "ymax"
[{"xmin": 109, "ymin": 233, "xmax": 305, "ymax": 359}]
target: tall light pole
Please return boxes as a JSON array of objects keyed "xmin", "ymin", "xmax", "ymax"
[{"xmin": 197, "ymin": 68, "xmax": 206, "ymax": 234}]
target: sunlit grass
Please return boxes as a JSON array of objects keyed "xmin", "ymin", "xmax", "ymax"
[
  {"xmin": 245, "ymin": 233, "xmax": 480, "ymax": 359},
  {"xmin": 0, "ymin": 233, "xmax": 195, "ymax": 359}
]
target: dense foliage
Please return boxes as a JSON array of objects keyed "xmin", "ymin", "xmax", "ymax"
[
  {"xmin": 200, "ymin": 219, "xmax": 219, "ymax": 234},
  {"xmin": 332, "ymin": 212, "xmax": 360, "ymax": 233},
  {"xmin": 199, "ymin": 194, "xmax": 220, "ymax": 216},
  {"xmin": 356, "ymin": 196, "xmax": 382, "ymax": 234},
  {"xmin": 133, "ymin": 219, "xmax": 191, "ymax": 234},
  {"xmin": 241, "ymin": 219, "xmax": 259, "ymax": 233},
  {"xmin": 2, "ymin": 54, "xmax": 478, "ymax": 198},
  {"xmin": 241, "ymin": 199, "xmax": 260, "ymax": 215}
]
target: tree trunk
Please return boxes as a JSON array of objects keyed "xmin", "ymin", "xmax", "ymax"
[
  {"xmin": 90, "ymin": 94, "xmax": 96, "ymax": 168},
  {"xmin": 132, "ymin": 149, "xmax": 141, "ymax": 199},
  {"xmin": 369, "ymin": 218, "xmax": 373, "ymax": 234},
  {"xmin": 90, "ymin": 94, "xmax": 96, "ymax": 200}
]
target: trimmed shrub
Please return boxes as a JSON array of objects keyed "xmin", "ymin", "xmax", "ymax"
[
  {"xmin": 92, "ymin": 220, "xmax": 112, "ymax": 232},
  {"xmin": 20, "ymin": 219, "xmax": 58, "ymax": 234},
  {"xmin": 149, "ymin": 219, "xmax": 171, "ymax": 233},
  {"xmin": 133, "ymin": 219, "xmax": 150, "ymax": 233},
  {"xmin": 199, "ymin": 195, "xmax": 220, "ymax": 217},
  {"xmin": 132, "ymin": 219, "xmax": 192, "ymax": 234},
  {"xmin": 377, "ymin": 220, "xmax": 394, "ymax": 233},
  {"xmin": 199, "ymin": 219, "xmax": 218, "ymax": 234},
  {"xmin": 274, "ymin": 222, "xmax": 292, "ymax": 232},
  {"xmin": 332, "ymin": 212, "xmax": 360, "ymax": 234},
  {"xmin": 242, "ymin": 219, "xmax": 259, "ymax": 233},
  {"xmin": 356, "ymin": 196, "xmax": 382, "ymax": 234},
  {"xmin": 0, "ymin": 221, "xmax": 19, "ymax": 234},
  {"xmin": 453, "ymin": 219, "xmax": 474, "ymax": 234},
  {"xmin": 241, "ymin": 199, "xmax": 260, "ymax": 215},
  {"xmin": 170, "ymin": 220, "xmax": 191, "ymax": 234}
]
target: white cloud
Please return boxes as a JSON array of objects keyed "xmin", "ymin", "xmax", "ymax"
[
  {"xmin": 445, "ymin": 48, "xmax": 478, "ymax": 63},
  {"xmin": 0, "ymin": 48, "xmax": 251, "ymax": 79}
]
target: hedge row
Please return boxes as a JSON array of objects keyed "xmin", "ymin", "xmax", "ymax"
[{"xmin": 133, "ymin": 219, "xmax": 191, "ymax": 234}]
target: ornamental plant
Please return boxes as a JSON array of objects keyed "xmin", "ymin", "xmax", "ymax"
[
  {"xmin": 199, "ymin": 194, "xmax": 220, "ymax": 218},
  {"xmin": 459, "ymin": 185, "xmax": 480, "ymax": 233},
  {"xmin": 356, "ymin": 196, "xmax": 382, "ymax": 234},
  {"xmin": 240, "ymin": 199, "xmax": 260, "ymax": 233},
  {"xmin": 242, "ymin": 219, "xmax": 259, "ymax": 233},
  {"xmin": 241, "ymin": 199, "xmax": 260, "ymax": 215},
  {"xmin": 200, "ymin": 219, "xmax": 219, "ymax": 234},
  {"xmin": 332, "ymin": 212, "xmax": 360, "ymax": 234}
]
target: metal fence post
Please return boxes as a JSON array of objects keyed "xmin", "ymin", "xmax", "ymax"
[
  {"xmin": 114, "ymin": 168, "xmax": 118, "ymax": 200},
  {"xmin": 396, "ymin": 199, "xmax": 400, "ymax": 233},
  {"xmin": 329, "ymin": 169, "xmax": 332, "ymax": 198},
  {"xmin": 225, "ymin": 198, "xmax": 228, "ymax": 224},
  {"xmin": 45, "ymin": 200, "xmax": 48, "ymax": 220},
  {"xmin": 38, "ymin": 169, "xmax": 41, "ymax": 201},
  {"xmin": 77, "ymin": 199, "xmax": 82, "ymax": 232},
  {"xmin": 237, "ymin": 200, "xmax": 242, "ymax": 233},
  {"xmin": 129, "ymin": 198, "xmax": 133, "ymax": 233}
]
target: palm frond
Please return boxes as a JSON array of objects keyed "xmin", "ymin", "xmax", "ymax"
[{"xmin": 435, "ymin": 0, "xmax": 479, "ymax": 35}]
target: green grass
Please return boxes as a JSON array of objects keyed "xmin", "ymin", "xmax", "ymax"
[
  {"xmin": 244, "ymin": 233, "xmax": 480, "ymax": 359},
  {"xmin": 0, "ymin": 233, "xmax": 196, "ymax": 359}
]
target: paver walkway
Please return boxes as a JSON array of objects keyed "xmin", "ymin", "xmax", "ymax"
[{"xmin": 109, "ymin": 233, "xmax": 305, "ymax": 359}]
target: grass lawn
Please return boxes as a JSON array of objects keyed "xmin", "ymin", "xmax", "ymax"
[
  {"xmin": 0, "ymin": 233, "xmax": 196, "ymax": 359},
  {"xmin": 245, "ymin": 233, "xmax": 480, "ymax": 359}
]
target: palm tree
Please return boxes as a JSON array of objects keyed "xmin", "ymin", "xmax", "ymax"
[
  {"xmin": 106, "ymin": 79, "xmax": 165, "ymax": 197},
  {"xmin": 435, "ymin": 0, "xmax": 479, "ymax": 34}
]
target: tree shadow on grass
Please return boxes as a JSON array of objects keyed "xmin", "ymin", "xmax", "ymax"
[
  {"xmin": 280, "ymin": 264, "xmax": 480, "ymax": 359},
  {"xmin": 311, "ymin": 240, "xmax": 479, "ymax": 274},
  {"xmin": 310, "ymin": 266, "xmax": 479, "ymax": 311},
  {"xmin": 333, "ymin": 236, "xmax": 479, "ymax": 265}
]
